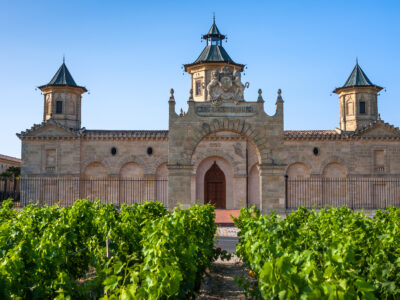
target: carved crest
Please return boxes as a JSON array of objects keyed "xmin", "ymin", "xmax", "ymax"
[{"xmin": 207, "ymin": 66, "xmax": 249, "ymax": 106}]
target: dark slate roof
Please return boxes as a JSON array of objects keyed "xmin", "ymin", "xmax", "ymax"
[
  {"xmin": 334, "ymin": 62, "xmax": 382, "ymax": 93},
  {"xmin": 39, "ymin": 62, "xmax": 87, "ymax": 91},
  {"xmin": 343, "ymin": 62, "xmax": 373, "ymax": 87},
  {"xmin": 48, "ymin": 63, "xmax": 78, "ymax": 86},
  {"xmin": 208, "ymin": 22, "xmax": 221, "ymax": 35},
  {"xmin": 194, "ymin": 45, "xmax": 234, "ymax": 63}
]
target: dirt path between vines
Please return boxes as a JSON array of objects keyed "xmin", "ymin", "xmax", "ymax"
[{"xmin": 198, "ymin": 255, "xmax": 250, "ymax": 300}]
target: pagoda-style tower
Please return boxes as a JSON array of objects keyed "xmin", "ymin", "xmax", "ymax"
[
  {"xmin": 184, "ymin": 18, "xmax": 244, "ymax": 102},
  {"xmin": 333, "ymin": 61, "xmax": 383, "ymax": 131},
  {"xmin": 39, "ymin": 60, "xmax": 87, "ymax": 130}
]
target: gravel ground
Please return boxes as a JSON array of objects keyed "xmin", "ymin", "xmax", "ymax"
[{"xmin": 198, "ymin": 255, "xmax": 251, "ymax": 300}]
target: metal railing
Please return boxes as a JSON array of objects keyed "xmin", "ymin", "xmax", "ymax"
[
  {"xmin": 0, "ymin": 179, "xmax": 20, "ymax": 202},
  {"xmin": 286, "ymin": 177, "xmax": 400, "ymax": 210},
  {"xmin": 11, "ymin": 178, "xmax": 168, "ymax": 207}
]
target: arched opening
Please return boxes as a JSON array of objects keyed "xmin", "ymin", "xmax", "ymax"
[
  {"xmin": 286, "ymin": 162, "xmax": 310, "ymax": 178},
  {"xmin": 248, "ymin": 163, "xmax": 260, "ymax": 208},
  {"xmin": 322, "ymin": 162, "xmax": 347, "ymax": 206},
  {"xmin": 119, "ymin": 162, "xmax": 144, "ymax": 205},
  {"xmin": 191, "ymin": 130, "xmax": 261, "ymax": 209},
  {"xmin": 82, "ymin": 162, "xmax": 108, "ymax": 202},
  {"xmin": 119, "ymin": 162, "xmax": 144, "ymax": 179},
  {"xmin": 322, "ymin": 162, "xmax": 346, "ymax": 178},
  {"xmin": 204, "ymin": 161, "xmax": 226, "ymax": 209}
]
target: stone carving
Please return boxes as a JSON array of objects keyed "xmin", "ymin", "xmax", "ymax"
[
  {"xmin": 234, "ymin": 142, "xmax": 244, "ymax": 158},
  {"xmin": 207, "ymin": 66, "xmax": 249, "ymax": 106}
]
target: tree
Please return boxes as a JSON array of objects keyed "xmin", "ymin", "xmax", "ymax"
[{"xmin": 0, "ymin": 166, "xmax": 20, "ymax": 179}]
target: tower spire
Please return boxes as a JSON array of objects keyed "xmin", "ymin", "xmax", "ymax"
[{"xmin": 213, "ymin": 12, "xmax": 215, "ymax": 24}]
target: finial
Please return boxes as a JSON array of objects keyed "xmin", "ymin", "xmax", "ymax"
[
  {"xmin": 277, "ymin": 89, "xmax": 283, "ymax": 102},
  {"xmin": 356, "ymin": 57, "xmax": 358, "ymax": 65},
  {"xmin": 189, "ymin": 88, "xmax": 194, "ymax": 101},
  {"xmin": 180, "ymin": 108, "xmax": 184, "ymax": 117},
  {"xmin": 169, "ymin": 88, "xmax": 175, "ymax": 102},
  {"xmin": 377, "ymin": 113, "xmax": 381, "ymax": 121},
  {"xmin": 257, "ymin": 89, "xmax": 264, "ymax": 102},
  {"xmin": 213, "ymin": 12, "xmax": 215, "ymax": 24}
]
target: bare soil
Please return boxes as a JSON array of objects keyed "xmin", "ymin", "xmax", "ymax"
[{"xmin": 198, "ymin": 255, "xmax": 251, "ymax": 300}]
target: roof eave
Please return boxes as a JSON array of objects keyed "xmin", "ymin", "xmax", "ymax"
[
  {"xmin": 202, "ymin": 33, "xmax": 226, "ymax": 39},
  {"xmin": 184, "ymin": 61, "xmax": 245, "ymax": 72},
  {"xmin": 333, "ymin": 85, "xmax": 383, "ymax": 94},
  {"xmin": 38, "ymin": 84, "xmax": 88, "ymax": 93}
]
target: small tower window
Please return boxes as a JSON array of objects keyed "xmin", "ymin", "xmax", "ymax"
[
  {"xmin": 359, "ymin": 101, "xmax": 366, "ymax": 114},
  {"xmin": 195, "ymin": 80, "xmax": 202, "ymax": 96},
  {"xmin": 56, "ymin": 101, "xmax": 63, "ymax": 114},
  {"xmin": 147, "ymin": 147, "xmax": 153, "ymax": 156}
]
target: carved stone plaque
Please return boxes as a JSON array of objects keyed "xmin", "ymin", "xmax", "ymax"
[{"xmin": 195, "ymin": 102, "xmax": 257, "ymax": 117}]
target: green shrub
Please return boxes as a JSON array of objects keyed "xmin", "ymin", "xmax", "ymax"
[
  {"xmin": 0, "ymin": 200, "xmax": 216, "ymax": 299},
  {"xmin": 234, "ymin": 206, "xmax": 400, "ymax": 299}
]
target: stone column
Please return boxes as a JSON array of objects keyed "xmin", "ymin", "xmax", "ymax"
[
  {"xmin": 259, "ymin": 163, "xmax": 286, "ymax": 214},
  {"xmin": 167, "ymin": 164, "xmax": 193, "ymax": 209}
]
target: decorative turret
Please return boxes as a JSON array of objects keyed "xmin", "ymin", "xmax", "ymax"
[
  {"xmin": 39, "ymin": 59, "xmax": 87, "ymax": 130},
  {"xmin": 333, "ymin": 60, "xmax": 383, "ymax": 131},
  {"xmin": 184, "ymin": 18, "xmax": 244, "ymax": 102}
]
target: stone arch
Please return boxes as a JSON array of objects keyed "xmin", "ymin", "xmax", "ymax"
[
  {"xmin": 318, "ymin": 156, "xmax": 348, "ymax": 175},
  {"xmin": 81, "ymin": 156, "xmax": 112, "ymax": 175},
  {"xmin": 322, "ymin": 162, "xmax": 347, "ymax": 178},
  {"xmin": 286, "ymin": 162, "xmax": 311, "ymax": 178},
  {"xmin": 156, "ymin": 162, "xmax": 168, "ymax": 178},
  {"xmin": 116, "ymin": 155, "xmax": 148, "ymax": 175},
  {"xmin": 187, "ymin": 119, "xmax": 265, "ymax": 165},
  {"xmin": 83, "ymin": 161, "xmax": 108, "ymax": 179},
  {"xmin": 248, "ymin": 163, "xmax": 260, "ymax": 208},
  {"xmin": 119, "ymin": 162, "xmax": 144, "ymax": 179},
  {"xmin": 195, "ymin": 156, "xmax": 234, "ymax": 208},
  {"xmin": 192, "ymin": 148, "xmax": 240, "ymax": 176},
  {"xmin": 147, "ymin": 155, "xmax": 169, "ymax": 174}
]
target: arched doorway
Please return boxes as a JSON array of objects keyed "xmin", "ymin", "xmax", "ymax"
[{"xmin": 204, "ymin": 162, "xmax": 226, "ymax": 208}]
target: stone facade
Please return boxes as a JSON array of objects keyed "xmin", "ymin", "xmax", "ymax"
[
  {"xmin": 18, "ymin": 21, "xmax": 400, "ymax": 213},
  {"xmin": 0, "ymin": 154, "xmax": 21, "ymax": 174}
]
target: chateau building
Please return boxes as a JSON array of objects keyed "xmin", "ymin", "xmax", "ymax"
[{"xmin": 18, "ymin": 20, "xmax": 400, "ymax": 212}]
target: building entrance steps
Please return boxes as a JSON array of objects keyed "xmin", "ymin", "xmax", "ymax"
[{"xmin": 215, "ymin": 209, "xmax": 240, "ymax": 226}]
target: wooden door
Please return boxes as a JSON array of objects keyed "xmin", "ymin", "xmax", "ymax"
[{"xmin": 204, "ymin": 162, "xmax": 226, "ymax": 209}]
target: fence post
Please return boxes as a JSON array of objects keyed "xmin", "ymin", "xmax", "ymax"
[
  {"xmin": 106, "ymin": 238, "xmax": 111, "ymax": 259},
  {"xmin": 284, "ymin": 174, "xmax": 288, "ymax": 210}
]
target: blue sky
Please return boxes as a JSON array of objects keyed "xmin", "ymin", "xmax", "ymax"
[{"xmin": 1, "ymin": 0, "xmax": 399, "ymax": 158}]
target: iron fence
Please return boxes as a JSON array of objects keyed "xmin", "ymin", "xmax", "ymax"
[
  {"xmin": 0, "ymin": 179, "xmax": 20, "ymax": 202},
  {"xmin": 4, "ymin": 176, "xmax": 400, "ymax": 210},
  {"xmin": 286, "ymin": 177, "xmax": 400, "ymax": 210},
  {"xmin": 12, "ymin": 178, "xmax": 168, "ymax": 207}
]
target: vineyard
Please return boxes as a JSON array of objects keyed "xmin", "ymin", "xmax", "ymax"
[
  {"xmin": 0, "ymin": 199, "xmax": 216, "ymax": 299},
  {"xmin": 2, "ymin": 198, "xmax": 400, "ymax": 300},
  {"xmin": 234, "ymin": 206, "xmax": 400, "ymax": 299}
]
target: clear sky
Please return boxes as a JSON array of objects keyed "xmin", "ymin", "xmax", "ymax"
[{"xmin": 1, "ymin": 0, "xmax": 399, "ymax": 158}]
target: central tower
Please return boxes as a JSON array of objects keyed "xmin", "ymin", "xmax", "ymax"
[
  {"xmin": 184, "ymin": 18, "xmax": 244, "ymax": 102},
  {"xmin": 168, "ymin": 19, "xmax": 286, "ymax": 213}
]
